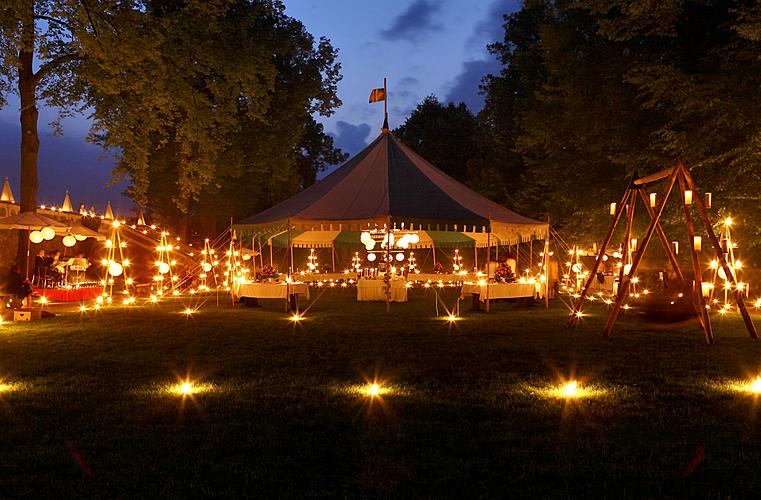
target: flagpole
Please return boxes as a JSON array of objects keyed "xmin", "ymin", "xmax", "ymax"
[{"xmin": 384, "ymin": 77, "xmax": 388, "ymax": 122}]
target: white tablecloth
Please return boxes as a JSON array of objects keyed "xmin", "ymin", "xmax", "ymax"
[
  {"xmin": 588, "ymin": 274, "xmax": 616, "ymax": 292},
  {"xmin": 410, "ymin": 273, "xmax": 472, "ymax": 283},
  {"xmin": 298, "ymin": 272, "xmax": 355, "ymax": 282},
  {"xmin": 236, "ymin": 282, "xmax": 310, "ymax": 300},
  {"xmin": 460, "ymin": 282, "xmax": 536, "ymax": 301},
  {"xmin": 357, "ymin": 279, "xmax": 408, "ymax": 302}
]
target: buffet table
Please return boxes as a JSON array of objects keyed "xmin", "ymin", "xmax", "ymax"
[
  {"xmin": 410, "ymin": 273, "xmax": 472, "ymax": 283},
  {"xmin": 357, "ymin": 278, "xmax": 408, "ymax": 302},
  {"xmin": 297, "ymin": 272, "xmax": 355, "ymax": 282},
  {"xmin": 460, "ymin": 282, "xmax": 537, "ymax": 310},
  {"xmin": 235, "ymin": 282, "xmax": 310, "ymax": 310}
]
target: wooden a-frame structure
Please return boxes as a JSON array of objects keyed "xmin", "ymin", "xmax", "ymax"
[{"xmin": 568, "ymin": 160, "xmax": 758, "ymax": 344}]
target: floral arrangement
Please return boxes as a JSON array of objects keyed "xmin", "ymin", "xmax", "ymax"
[
  {"xmin": 433, "ymin": 262, "xmax": 443, "ymax": 274},
  {"xmin": 256, "ymin": 265, "xmax": 279, "ymax": 281},
  {"xmin": 494, "ymin": 262, "xmax": 515, "ymax": 283}
]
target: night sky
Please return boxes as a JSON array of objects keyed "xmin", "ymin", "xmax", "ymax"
[{"xmin": 0, "ymin": 0, "xmax": 516, "ymax": 214}]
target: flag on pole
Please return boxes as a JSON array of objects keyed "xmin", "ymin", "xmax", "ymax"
[{"xmin": 369, "ymin": 87, "xmax": 386, "ymax": 103}]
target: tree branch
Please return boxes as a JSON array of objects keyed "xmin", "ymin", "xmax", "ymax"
[
  {"xmin": 33, "ymin": 15, "xmax": 74, "ymax": 32},
  {"xmin": 33, "ymin": 53, "xmax": 79, "ymax": 85}
]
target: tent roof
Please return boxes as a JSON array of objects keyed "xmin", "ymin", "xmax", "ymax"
[{"xmin": 237, "ymin": 132, "xmax": 546, "ymax": 243}]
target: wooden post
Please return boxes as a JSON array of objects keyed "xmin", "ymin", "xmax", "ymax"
[
  {"xmin": 569, "ymin": 186, "xmax": 632, "ymax": 326},
  {"xmin": 618, "ymin": 198, "xmax": 636, "ymax": 295},
  {"xmin": 682, "ymin": 167, "xmax": 758, "ymax": 339},
  {"xmin": 677, "ymin": 173, "xmax": 712, "ymax": 342},
  {"xmin": 485, "ymin": 215, "xmax": 491, "ymax": 313},
  {"xmin": 544, "ymin": 225, "xmax": 550, "ymax": 309},
  {"xmin": 331, "ymin": 243, "xmax": 336, "ymax": 272},
  {"xmin": 603, "ymin": 165, "xmax": 680, "ymax": 337},
  {"xmin": 286, "ymin": 218, "xmax": 291, "ymax": 312}
]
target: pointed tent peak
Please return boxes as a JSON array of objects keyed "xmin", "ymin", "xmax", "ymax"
[
  {"xmin": 104, "ymin": 201, "xmax": 115, "ymax": 220},
  {"xmin": 61, "ymin": 190, "xmax": 73, "ymax": 212},
  {"xmin": 381, "ymin": 115, "xmax": 389, "ymax": 135},
  {"xmin": 137, "ymin": 210, "xmax": 146, "ymax": 226},
  {"xmin": 1, "ymin": 177, "xmax": 14, "ymax": 203}
]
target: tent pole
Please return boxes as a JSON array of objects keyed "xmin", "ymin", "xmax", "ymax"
[
  {"xmin": 385, "ymin": 217, "xmax": 391, "ymax": 314},
  {"xmin": 474, "ymin": 244, "xmax": 477, "ymax": 274},
  {"xmin": 485, "ymin": 222, "xmax": 491, "ymax": 313},
  {"xmin": 286, "ymin": 218, "xmax": 292, "ymax": 312},
  {"xmin": 269, "ymin": 238, "xmax": 273, "ymax": 267},
  {"xmin": 544, "ymin": 222, "xmax": 550, "ymax": 309},
  {"xmin": 331, "ymin": 243, "xmax": 336, "ymax": 272}
]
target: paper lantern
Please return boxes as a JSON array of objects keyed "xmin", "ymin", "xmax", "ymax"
[
  {"xmin": 609, "ymin": 203, "xmax": 616, "ymax": 215},
  {"xmin": 62, "ymin": 235, "xmax": 76, "ymax": 247},
  {"xmin": 693, "ymin": 236, "xmax": 702, "ymax": 253},
  {"xmin": 367, "ymin": 253, "xmax": 377, "ymax": 262},
  {"xmin": 701, "ymin": 282, "xmax": 712, "ymax": 298},
  {"xmin": 718, "ymin": 265, "xmax": 733, "ymax": 281},
  {"xmin": 649, "ymin": 193, "xmax": 657, "ymax": 208},
  {"xmin": 202, "ymin": 263, "xmax": 212, "ymax": 272},
  {"xmin": 624, "ymin": 263, "xmax": 632, "ymax": 275},
  {"xmin": 365, "ymin": 242, "xmax": 375, "ymax": 251},
  {"xmin": 74, "ymin": 234, "xmax": 87, "ymax": 241},
  {"xmin": 108, "ymin": 262, "xmax": 123, "ymax": 277},
  {"xmin": 242, "ymin": 254, "xmax": 251, "ymax": 261},
  {"xmin": 409, "ymin": 233, "xmax": 420, "ymax": 244},
  {"xmin": 29, "ymin": 231, "xmax": 44, "ymax": 244},
  {"xmin": 395, "ymin": 253, "xmax": 405, "ymax": 262},
  {"xmin": 158, "ymin": 262, "xmax": 170, "ymax": 274},
  {"xmin": 41, "ymin": 226, "xmax": 56, "ymax": 240},
  {"xmin": 684, "ymin": 190, "xmax": 693, "ymax": 205},
  {"xmin": 571, "ymin": 263, "xmax": 582, "ymax": 273}
]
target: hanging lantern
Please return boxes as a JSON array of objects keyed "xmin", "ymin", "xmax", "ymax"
[
  {"xmin": 693, "ymin": 236, "xmax": 702, "ymax": 253},
  {"xmin": 41, "ymin": 226, "xmax": 56, "ymax": 240},
  {"xmin": 672, "ymin": 241, "xmax": 679, "ymax": 255},
  {"xmin": 202, "ymin": 263, "xmax": 212, "ymax": 272},
  {"xmin": 684, "ymin": 190, "xmax": 693, "ymax": 205},
  {"xmin": 62, "ymin": 235, "xmax": 77, "ymax": 247},
  {"xmin": 649, "ymin": 193, "xmax": 657, "ymax": 208},
  {"xmin": 159, "ymin": 262, "xmax": 170, "ymax": 274},
  {"xmin": 395, "ymin": 253, "xmax": 405, "ymax": 262},
  {"xmin": 701, "ymin": 282, "xmax": 712, "ymax": 298},
  {"xmin": 630, "ymin": 238, "xmax": 638, "ymax": 252},
  {"xmin": 367, "ymin": 253, "xmax": 377, "ymax": 262},
  {"xmin": 74, "ymin": 234, "xmax": 87, "ymax": 241},
  {"xmin": 705, "ymin": 192, "xmax": 712, "ymax": 208},
  {"xmin": 108, "ymin": 261, "xmax": 123, "ymax": 277},
  {"xmin": 29, "ymin": 231, "xmax": 44, "ymax": 244},
  {"xmin": 609, "ymin": 203, "xmax": 617, "ymax": 215}
]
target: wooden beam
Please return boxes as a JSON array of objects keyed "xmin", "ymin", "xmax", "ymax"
[{"xmin": 633, "ymin": 167, "xmax": 675, "ymax": 186}]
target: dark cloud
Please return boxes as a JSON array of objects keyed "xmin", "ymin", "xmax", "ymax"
[
  {"xmin": 444, "ymin": 57, "xmax": 501, "ymax": 112},
  {"xmin": 328, "ymin": 121, "xmax": 372, "ymax": 157},
  {"xmin": 399, "ymin": 76, "xmax": 420, "ymax": 87},
  {"xmin": 444, "ymin": 0, "xmax": 518, "ymax": 112},
  {"xmin": 380, "ymin": 0, "xmax": 442, "ymax": 43},
  {"xmin": 0, "ymin": 119, "xmax": 131, "ymax": 212}
]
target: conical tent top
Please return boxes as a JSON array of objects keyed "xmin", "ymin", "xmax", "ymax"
[
  {"xmin": 137, "ymin": 210, "xmax": 146, "ymax": 226},
  {"xmin": 1, "ymin": 177, "xmax": 14, "ymax": 203},
  {"xmin": 381, "ymin": 115, "xmax": 389, "ymax": 135},
  {"xmin": 61, "ymin": 190, "xmax": 73, "ymax": 212},
  {"xmin": 104, "ymin": 201, "xmax": 115, "ymax": 220}
]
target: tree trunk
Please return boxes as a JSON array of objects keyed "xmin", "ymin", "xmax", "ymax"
[{"xmin": 17, "ymin": 17, "xmax": 40, "ymax": 276}]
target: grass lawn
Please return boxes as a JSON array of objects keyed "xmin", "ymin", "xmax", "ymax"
[{"xmin": 1, "ymin": 288, "xmax": 761, "ymax": 497}]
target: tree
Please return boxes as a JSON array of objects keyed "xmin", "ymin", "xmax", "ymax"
[
  {"xmin": 394, "ymin": 95, "xmax": 480, "ymax": 182},
  {"xmin": 91, "ymin": 1, "xmax": 345, "ymax": 235},
  {"xmin": 484, "ymin": 0, "xmax": 761, "ymax": 262}
]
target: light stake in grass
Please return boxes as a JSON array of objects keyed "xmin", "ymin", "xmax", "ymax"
[
  {"xmin": 184, "ymin": 307, "xmax": 194, "ymax": 316},
  {"xmin": 446, "ymin": 314, "xmax": 457, "ymax": 322},
  {"xmin": 562, "ymin": 380, "xmax": 578, "ymax": 398},
  {"xmin": 751, "ymin": 376, "xmax": 761, "ymax": 394},
  {"xmin": 290, "ymin": 314, "xmax": 302, "ymax": 322}
]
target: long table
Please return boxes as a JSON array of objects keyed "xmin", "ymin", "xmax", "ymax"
[
  {"xmin": 409, "ymin": 273, "xmax": 472, "ymax": 283},
  {"xmin": 235, "ymin": 282, "xmax": 310, "ymax": 310},
  {"xmin": 357, "ymin": 278, "xmax": 408, "ymax": 302},
  {"xmin": 460, "ymin": 282, "xmax": 536, "ymax": 310}
]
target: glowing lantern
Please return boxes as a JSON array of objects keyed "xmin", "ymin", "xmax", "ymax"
[
  {"xmin": 701, "ymin": 282, "xmax": 713, "ymax": 298},
  {"xmin": 158, "ymin": 262, "xmax": 170, "ymax": 274},
  {"xmin": 395, "ymin": 253, "xmax": 405, "ymax": 262},
  {"xmin": 367, "ymin": 253, "xmax": 377, "ymax": 262},
  {"xmin": 649, "ymin": 193, "xmax": 656, "ymax": 208},
  {"xmin": 62, "ymin": 235, "xmax": 76, "ymax": 247},
  {"xmin": 705, "ymin": 192, "xmax": 712, "ymax": 208},
  {"xmin": 108, "ymin": 261, "xmax": 123, "ymax": 277},
  {"xmin": 684, "ymin": 190, "xmax": 693, "ymax": 205},
  {"xmin": 609, "ymin": 203, "xmax": 616, "ymax": 215},
  {"xmin": 74, "ymin": 234, "xmax": 87, "ymax": 241},
  {"xmin": 202, "ymin": 263, "xmax": 212, "ymax": 272},
  {"xmin": 41, "ymin": 226, "xmax": 56, "ymax": 240},
  {"xmin": 693, "ymin": 236, "xmax": 702, "ymax": 253},
  {"xmin": 29, "ymin": 231, "xmax": 44, "ymax": 244}
]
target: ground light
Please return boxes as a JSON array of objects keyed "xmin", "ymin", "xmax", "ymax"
[
  {"xmin": 446, "ymin": 314, "xmax": 458, "ymax": 322},
  {"xmin": 167, "ymin": 379, "xmax": 215, "ymax": 397},
  {"xmin": 562, "ymin": 380, "xmax": 578, "ymax": 397},
  {"xmin": 183, "ymin": 307, "xmax": 194, "ymax": 316},
  {"xmin": 79, "ymin": 305, "xmax": 87, "ymax": 312},
  {"xmin": 712, "ymin": 376, "xmax": 761, "ymax": 395},
  {"xmin": 527, "ymin": 379, "xmax": 608, "ymax": 400},
  {"xmin": 290, "ymin": 313, "xmax": 302, "ymax": 322}
]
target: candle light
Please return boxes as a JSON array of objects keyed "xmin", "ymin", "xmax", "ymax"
[
  {"xmin": 609, "ymin": 203, "xmax": 616, "ymax": 215},
  {"xmin": 693, "ymin": 236, "xmax": 702, "ymax": 253},
  {"xmin": 684, "ymin": 190, "xmax": 693, "ymax": 205},
  {"xmin": 649, "ymin": 192, "xmax": 657, "ymax": 208},
  {"xmin": 705, "ymin": 192, "xmax": 712, "ymax": 208}
]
